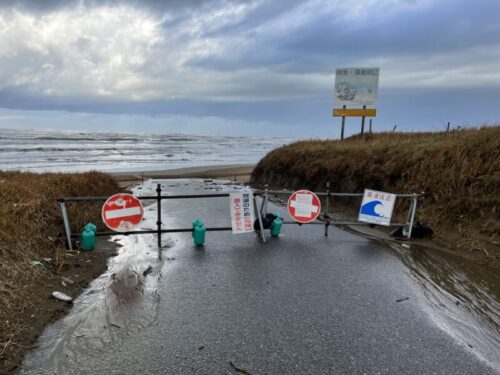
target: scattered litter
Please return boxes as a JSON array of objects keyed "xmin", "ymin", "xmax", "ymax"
[
  {"xmin": 229, "ymin": 360, "xmax": 252, "ymax": 375},
  {"xmin": 143, "ymin": 266, "xmax": 153, "ymax": 277},
  {"xmin": 198, "ymin": 345, "xmax": 205, "ymax": 351},
  {"xmin": 52, "ymin": 291, "xmax": 72, "ymax": 302},
  {"xmin": 31, "ymin": 259, "xmax": 55, "ymax": 269},
  {"xmin": 166, "ymin": 257, "xmax": 176, "ymax": 261},
  {"xmin": 41, "ymin": 259, "xmax": 55, "ymax": 269},
  {"xmin": 401, "ymin": 243, "xmax": 410, "ymax": 249},
  {"xmin": 396, "ymin": 297, "xmax": 410, "ymax": 303},
  {"xmin": 61, "ymin": 276, "xmax": 74, "ymax": 285},
  {"xmin": 110, "ymin": 323, "xmax": 122, "ymax": 329}
]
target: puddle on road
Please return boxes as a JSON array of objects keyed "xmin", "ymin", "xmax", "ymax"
[
  {"xmin": 384, "ymin": 241, "xmax": 500, "ymax": 369},
  {"xmin": 279, "ymin": 201, "xmax": 500, "ymax": 370},
  {"xmin": 324, "ymin": 220, "xmax": 500, "ymax": 371},
  {"xmin": 20, "ymin": 181, "xmax": 189, "ymax": 374},
  {"xmin": 21, "ymin": 178, "xmax": 244, "ymax": 374},
  {"xmin": 21, "ymin": 179, "xmax": 499, "ymax": 372},
  {"xmin": 20, "ymin": 231, "xmax": 175, "ymax": 374}
]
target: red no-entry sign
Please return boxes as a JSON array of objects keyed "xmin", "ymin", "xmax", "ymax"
[
  {"xmin": 287, "ymin": 190, "xmax": 321, "ymax": 224},
  {"xmin": 102, "ymin": 193, "xmax": 144, "ymax": 232}
]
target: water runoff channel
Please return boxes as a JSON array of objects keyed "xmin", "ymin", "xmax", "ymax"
[{"xmin": 19, "ymin": 178, "xmax": 500, "ymax": 373}]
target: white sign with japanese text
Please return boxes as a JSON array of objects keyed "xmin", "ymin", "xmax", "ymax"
[
  {"xmin": 358, "ymin": 189, "xmax": 396, "ymax": 226},
  {"xmin": 229, "ymin": 191, "xmax": 255, "ymax": 234},
  {"xmin": 334, "ymin": 67, "xmax": 380, "ymax": 107}
]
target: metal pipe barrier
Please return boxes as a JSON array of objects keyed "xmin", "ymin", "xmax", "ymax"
[
  {"xmin": 58, "ymin": 183, "xmax": 268, "ymax": 255},
  {"xmin": 58, "ymin": 182, "xmax": 420, "ymax": 256},
  {"xmin": 254, "ymin": 184, "xmax": 420, "ymax": 240}
]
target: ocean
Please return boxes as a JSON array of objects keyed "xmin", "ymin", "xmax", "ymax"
[{"xmin": 0, "ymin": 128, "xmax": 292, "ymax": 172}]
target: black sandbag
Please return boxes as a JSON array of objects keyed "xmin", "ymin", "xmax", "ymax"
[
  {"xmin": 254, "ymin": 213, "xmax": 278, "ymax": 230},
  {"xmin": 390, "ymin": 226, "xmax": 404, "ymax": 238},
  {"xmin": 390, "ymin": 222, "xmax": 433, "ymax": 239},
  {"xmin": 411, "ymin": 221, "xmax": 434, "ymax": 238}
]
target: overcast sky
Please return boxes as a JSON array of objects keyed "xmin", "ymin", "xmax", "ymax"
[{"xmin": 0, "ymin": 0, "xmax": 499, "ymax": 138}]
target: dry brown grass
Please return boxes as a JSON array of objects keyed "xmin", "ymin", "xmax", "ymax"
[
  {"xmin": 0, "ymin": 171, "xmax": 119, "ymax": 372},
  {"xmin": 251, "ymin": 126, "xmax": 500, "ymax": 251},
  {"xmin": 0, "ymin": 171, "xmax": 119, "ymax": 303}
]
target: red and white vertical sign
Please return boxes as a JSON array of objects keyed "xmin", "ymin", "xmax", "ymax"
[{"xmin": 229, "ymin": 191, "xmax": 255, "ymax": 234}]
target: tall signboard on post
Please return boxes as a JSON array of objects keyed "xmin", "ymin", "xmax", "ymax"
[{"xmin": 333, "ymin": 67, "xmax": 379, "ymax": 140}]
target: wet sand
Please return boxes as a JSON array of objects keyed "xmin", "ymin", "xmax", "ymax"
[{"xmin": 111, "ymin": 164, "xmax": 255, "ymax": 188}]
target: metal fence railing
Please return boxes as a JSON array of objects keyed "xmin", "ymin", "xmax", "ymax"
[
  {"xmin": 58, "ymin": 184, "xmax": 267, "ymax": 256},
  {"xmin": 59, "ymin": 182, "xmax": 420, "ymax": 257},
  {"xmin": 255, "ymin": 183, "xmax": 420, "ymax": 239}
]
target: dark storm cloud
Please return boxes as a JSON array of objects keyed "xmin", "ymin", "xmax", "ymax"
[
  {"xmin": 0, "ymin": 0, "xmax": 236, "ymax": 12},
  {"xmin": 0, "ymin": 0, "xmax": 499, "ymax": 136},
  {"xmin": 0, "ymin": 0, "xmax": 70, "ymax": 11},
  {"xmin": 187, "ymin": 0, "xmax": 500, "ymax": 74}
]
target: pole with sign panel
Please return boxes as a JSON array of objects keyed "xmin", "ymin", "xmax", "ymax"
[
  {"xmin": 358, "ymin": 189, "xmax": 396, "ymax": 226},
  {"xmin": 102, "ymin": 193, "xmax": 144, "ymax": 232},
  {"xmin": 333, "ymin": 68, "xmax": 379, "ymax": 139},
  {"xmin": 287, "ymin": 190, "xmax": 321, "ymax": 224}
]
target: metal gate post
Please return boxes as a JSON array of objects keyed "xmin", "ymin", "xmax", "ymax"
[
  {"xmin": 59, "ymin": 200, "xmax": 73, "ymax": 250},
  {"xmin": 254, "ymin": 195, "xmax": 266, "ymax": 243},
  {"xmin": 404, "ymin": 201, "xmax": 412, "ymax": 225},
  {"xmin": 407, "ymin": 194, "xmax": 418, "ymax": 240},
  {"xmin": 264, "ymin": 186, "xmax": 269, "ymax": 216},
  {"xmin": 324, "ymin": 182, "xmax": 330, "ymax": 237},
  {"xmin": 260, "ymin": 186, "xmax": 268, "ymax": 216},
  {"xmin": 156, "ymin": 183, "xmax": 162, "ymax": 253}
]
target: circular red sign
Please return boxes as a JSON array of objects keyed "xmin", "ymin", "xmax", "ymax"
[
  {"xmin": 287, "ymin": 190, "xmax": 321, "ymax": 224},
  {"xmin": 102, "ymin": 193, "xmax": 144, "ymax": 232}
]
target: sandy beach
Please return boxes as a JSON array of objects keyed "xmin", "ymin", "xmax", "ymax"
[{"xmin": 111, "ymin": 163, "xmax": 255, "ymax": 187}]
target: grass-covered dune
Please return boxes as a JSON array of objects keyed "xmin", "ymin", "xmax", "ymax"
[
  {"xmin": 251, "ymin": 126, "xmax": 499, "ymax": 251},
  {"xmin": 0, "ymin": 171, "xmax": 120, "ymax": 372}
]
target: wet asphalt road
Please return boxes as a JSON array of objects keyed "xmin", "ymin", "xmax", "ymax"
[{"xmin": 20, "ymin": 180, "xmax": 498, "ymax": 374}]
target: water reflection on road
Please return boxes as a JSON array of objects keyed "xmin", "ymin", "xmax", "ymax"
[{"xmin": 385, "ymin": 240, "xmax": 499, "ymax": 369}]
